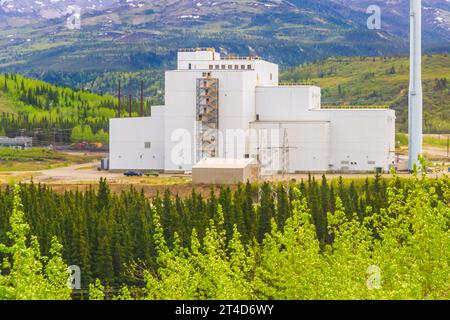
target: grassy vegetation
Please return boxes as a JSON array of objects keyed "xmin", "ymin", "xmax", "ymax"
[
  {"xmin": 396, "ymin": 133, "xmax": 409, "ymax": 148},
  {"xmin": 0, "ymin": 148, "xmax": 98, "ymax": 171},
  {"xmin": 280, "ymin": 54, "xmax": 450, "ymax": 133},
  {"xmin": 396, "ymin": 133, "xmax": 450, "ymax": 148},
  {"xmin": 424, "ymin": 135, "xmax": 450, "ymax": 148},
  {"xmin": 131, "ymin": 176, "xmax": 192, "ymax": 186},
  {"xmin": 0, "ymin": 95, "xmax": 15, "ymax": 114}
]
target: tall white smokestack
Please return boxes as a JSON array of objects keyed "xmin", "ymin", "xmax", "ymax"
[{"xmin": 408, "ymin": 0, "xmax": 423, "ymax": 171}]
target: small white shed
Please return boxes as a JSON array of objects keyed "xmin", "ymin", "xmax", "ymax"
[{"xmin": 192, "ymin": 158, "xmax": 260, "ymax": 185}]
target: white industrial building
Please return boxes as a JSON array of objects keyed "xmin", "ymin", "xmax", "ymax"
[{"xmin": 110, "ymin": 48, "xmax": 396, "ymax": 174}]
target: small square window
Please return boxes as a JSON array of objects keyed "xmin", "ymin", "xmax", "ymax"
[
  {"xmin": 235, "ymin": 65, "xmax": 239, "ymax": 69},
  {"xmin": 215, "ymin": 65, "xmax": 220, "ymax": 70},
  {"xmin": 145, "ymin": 142, "xmax": 151, "ymax": 149},
  {"xmin": 221, "ymin": 65, "xmax": 226, "ymax": 69},
  {"xmin": 241, "ymin": 65, "xmax": 245, "ymax": 69},
  {"xmin": 228, "ymin": 65, "xmax": 233, "ymax": 69},
  {"xmin": 209, "ymin": 65, "xmax": 213, "ymax": 70},
  {"xmin": 247, "ymin": 65, "xmax": 252, "ymax": 70}
]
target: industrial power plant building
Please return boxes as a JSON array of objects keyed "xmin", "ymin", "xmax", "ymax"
[{"xmin": 110, "ymin": 48, "xmax": 396, "ymax": 174}]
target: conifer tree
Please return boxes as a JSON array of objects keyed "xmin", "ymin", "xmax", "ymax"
[
  {"xmin": 257, "ymin": 183, "xmax": 275, "ymax": 242},
  {"xmin": 219, "ymin": 186, "xmax": 233, "ymax": 241},
  {"xmin": 276, "ymin": 184, "xmax": 290, "ymax": 230},
  {"xmin": 231, "ymin": 184, "xmax": 246, "ymax": 241},
  {"xmin": 96, "ymin": 178, "xmax": 110, "ymax": 212},
  {"xmin": 243, "ymin": 181, "xmax": 256, "ymax": 241},
  {"xmin": 161, "ymin": 190, "xmax": 175, "ymax": 245}
]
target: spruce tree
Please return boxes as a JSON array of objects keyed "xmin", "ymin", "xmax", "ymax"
[
  {"xmin": 276, "ymin": 184, "xmax": 289, "ymax": 230},
  {"xmin": 96, "ymin": 178, "xmax": 110, "ymax": 212},
  {"xmin": 243, "ymin": 182, "xmax": 256, "ymax": 241},
  {"xmin": 219, "ymin": 186, "xmax": 233, "ymax": 241},
  {"xmin": 257, "ymin": 183, "xmax": 275, "ymax": 243}
]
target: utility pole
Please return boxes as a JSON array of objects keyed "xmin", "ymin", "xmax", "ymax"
[
  {"xmin": 129, "ymin": 95, "xmax": 132, "ymax": 118},
  {"xmin": 118, "ymin": 80, "xmax": 121, "ymax": 118},
  {"xmin": 33, "ymin": 128, "xmax": 40, "ymax": 147},
  {"xmin": 447, "ymin": 134, "xmax": 449, "ymax": 160},
  {"xmin": 140, "ymin": 81, "xmax": 144, "ymax": 117}
]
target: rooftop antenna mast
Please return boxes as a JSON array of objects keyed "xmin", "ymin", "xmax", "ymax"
[{"xmin": 408, "ymin": 0, "xmax": 423, "ymax": 171}]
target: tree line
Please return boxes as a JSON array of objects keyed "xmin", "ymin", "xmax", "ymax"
[
  {"xmin": 0, "ymin": 173, "xmax": 448, "ymax": 300},
  {"xmin": 0, "ymin": 174, "xmax": 448, "ymax": 293}
]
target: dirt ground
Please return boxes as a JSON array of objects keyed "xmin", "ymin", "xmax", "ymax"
[
  {"xmin": 0, "ymin": 161, "xmax": 219, "ymax": 197},
  {"xmin": 398, "ymin": 145, "xmax": 450, "ymax": 162},
  {"xmin": 0, "ymin": 147, "xmax": 448, "ymax": 197}
]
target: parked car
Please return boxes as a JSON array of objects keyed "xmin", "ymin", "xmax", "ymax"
[{"xmin": 124, "ymin": 171, "xmax": 143, "ymax": 177}]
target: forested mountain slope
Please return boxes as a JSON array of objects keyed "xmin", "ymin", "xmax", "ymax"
[
  {"xmin": 0, "ymin": 73, "xmax": 118, "ymax": 143},
  {"xmin": 2, "ymin": 0, "xmax": 449, "ymax": 74},
  {"xmin": 281, "ymin": 54, "xmax": 450, "ymax": 133}
]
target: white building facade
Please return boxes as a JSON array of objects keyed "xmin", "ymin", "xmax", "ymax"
[{"xmin": 110, "ymin": 48, "xmax": 396, "ymax": 173}]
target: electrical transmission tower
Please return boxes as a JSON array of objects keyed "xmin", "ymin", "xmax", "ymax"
[{"xmin": 281, "ymin": 128, "xmax": 290, "ymax": 177}]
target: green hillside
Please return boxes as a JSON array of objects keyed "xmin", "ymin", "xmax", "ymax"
[
  {"xmin": 280, "ymin": 54, "xmax": 450, "ymax": 133},
  {"xmin": 0, "ymin": 73, "xmax": 140, "ymax": 144}
]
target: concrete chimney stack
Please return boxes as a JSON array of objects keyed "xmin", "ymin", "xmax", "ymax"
[{"xmin": 408, "ymin": 0, "xmax": 423, "ymax": 171}]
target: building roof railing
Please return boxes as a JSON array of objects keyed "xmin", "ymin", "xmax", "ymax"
[
  {"xmin": 179, "ymin": 48, "xmax": 216, "ymax": 53},
  {"xmin": 222, "ymin": 55, "xmax": 261, "ymax": 61},
  {"xmin": 178, "ymin": 48, "xmax": 262, "ymax": 61},
  {"xmin": 321, "ymin": 105, "xmax": 389, "ymax": 110},
  {"xmin": 279, "ymin": 82, "xmax": 315, "ymax": 86}
]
